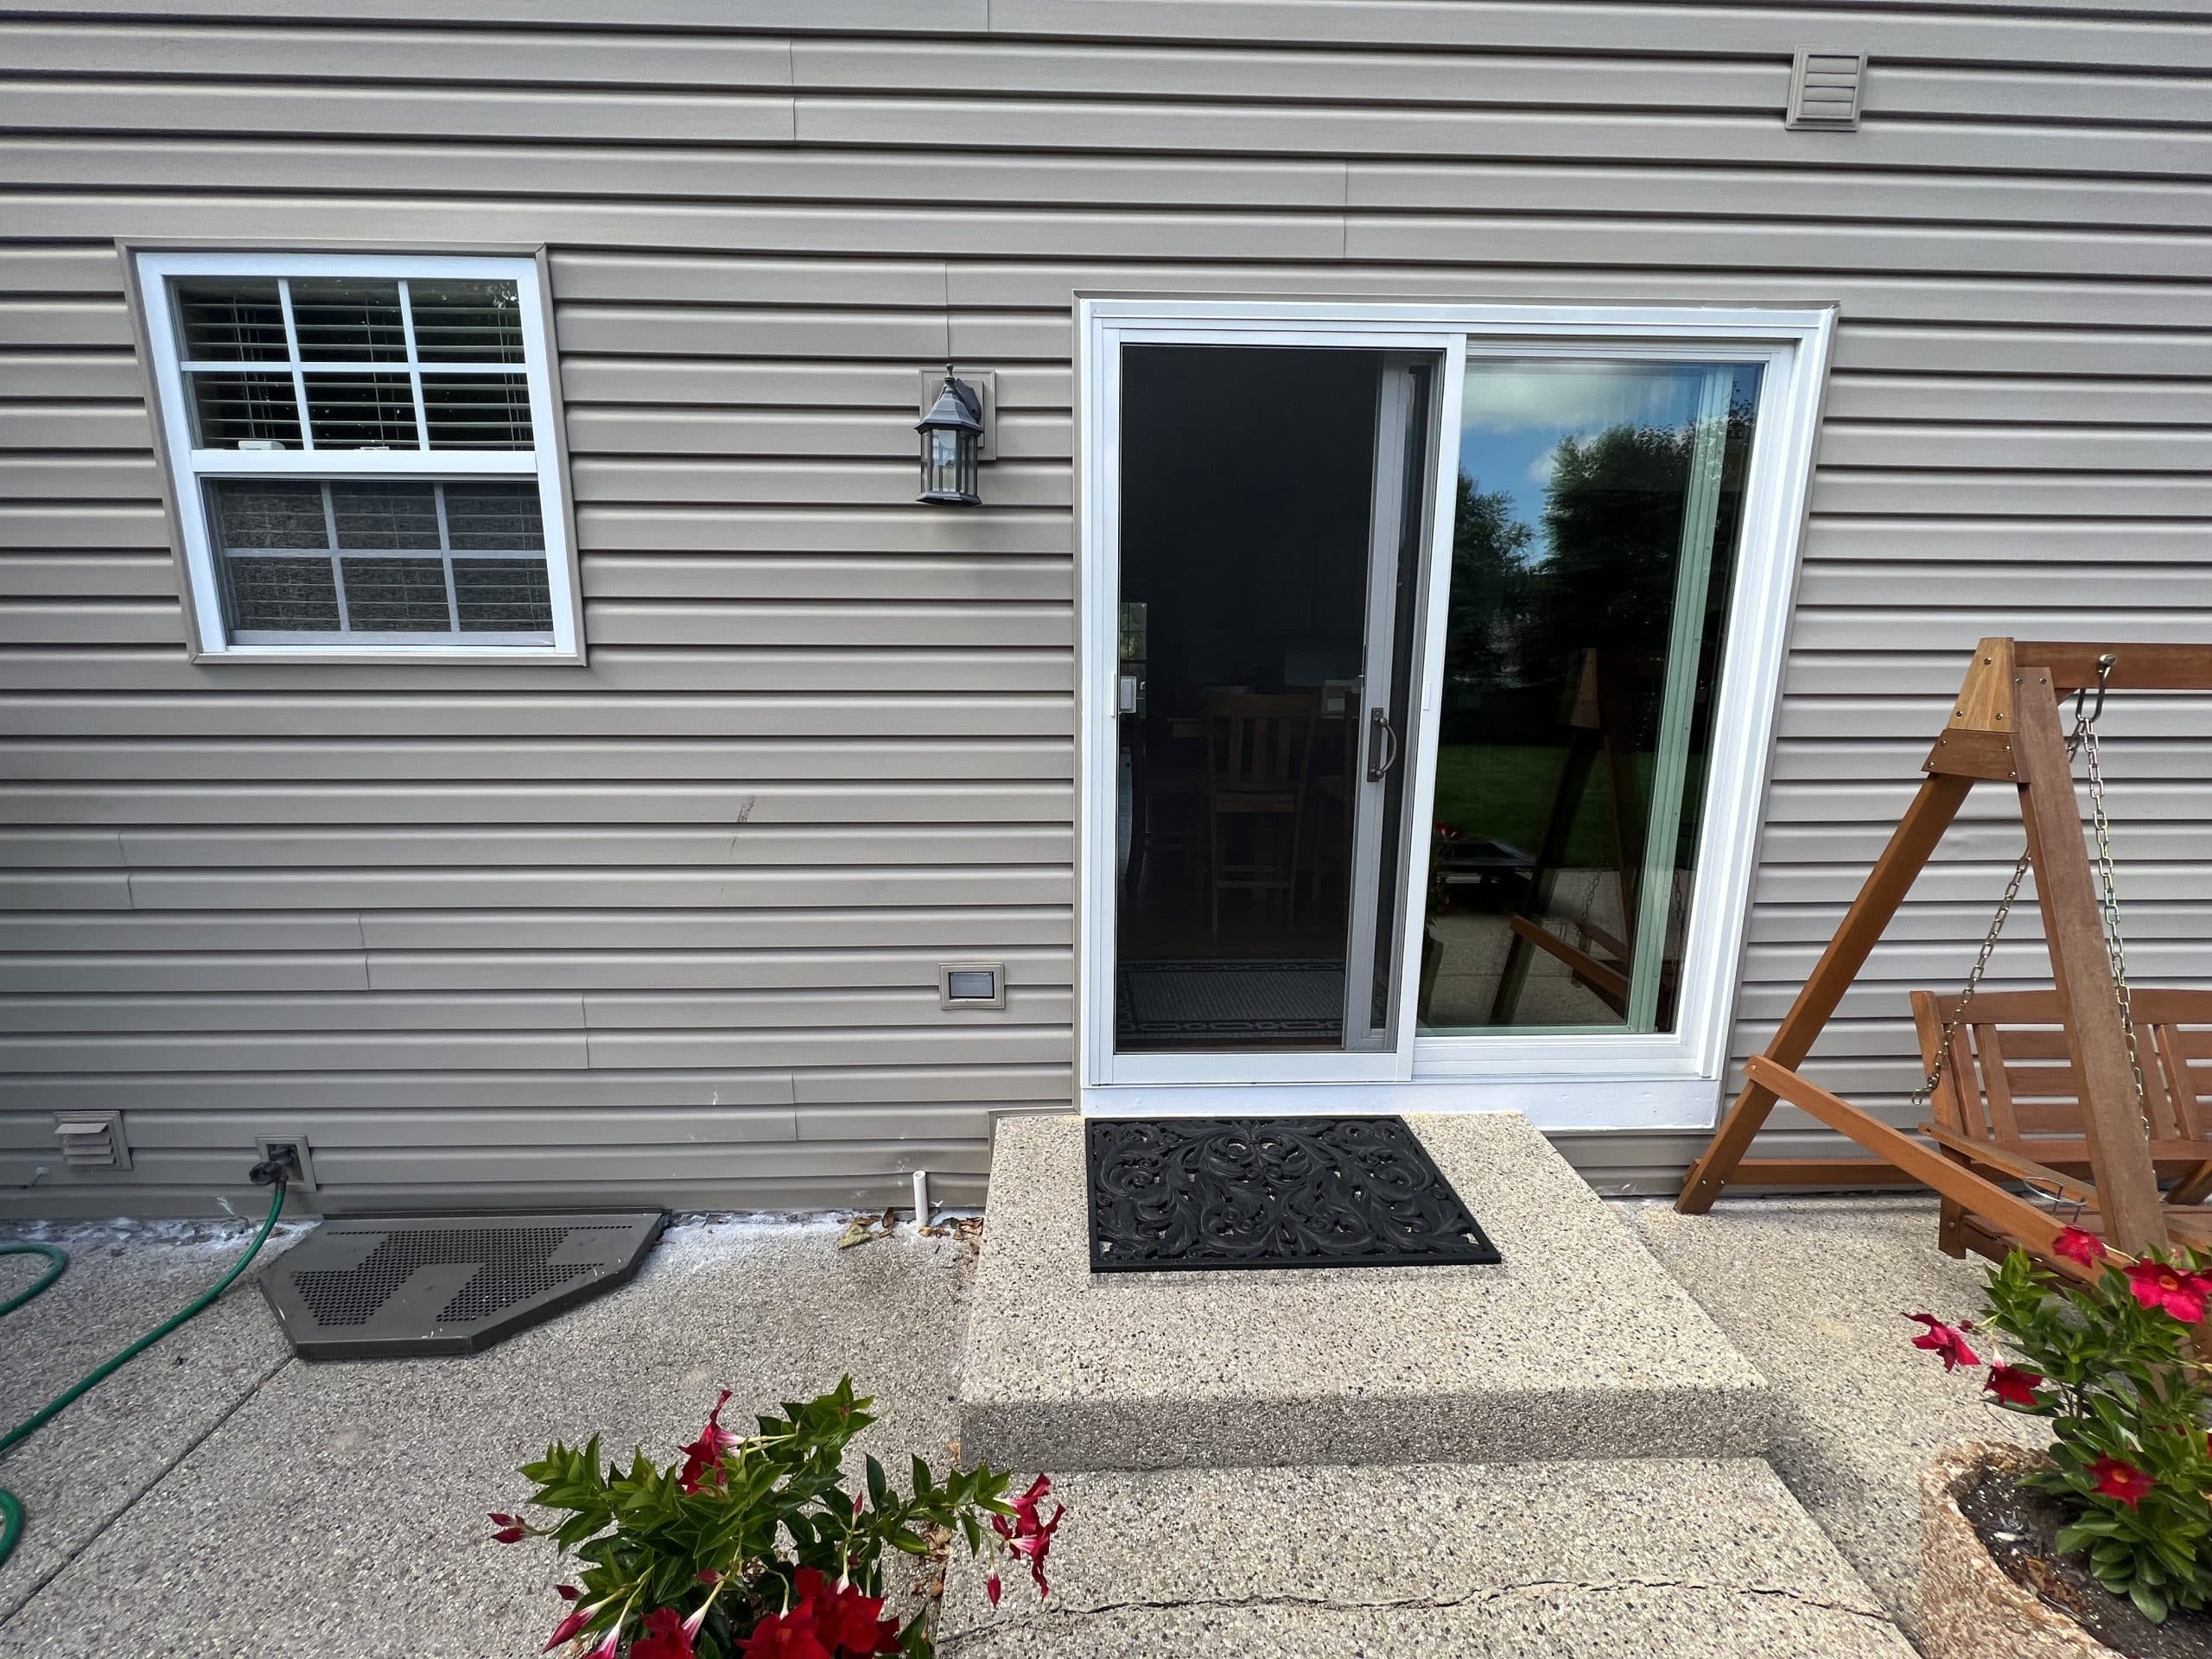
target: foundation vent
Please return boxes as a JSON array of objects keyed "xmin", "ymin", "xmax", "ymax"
[{"xmin": 54, "ymin": 1111, "xmax": 129, "ymax": 1171}]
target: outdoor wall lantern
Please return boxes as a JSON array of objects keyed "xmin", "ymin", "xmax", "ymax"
[{"xmin": 917, "ymin": 364, "xmax": 985, "ymax": 505}]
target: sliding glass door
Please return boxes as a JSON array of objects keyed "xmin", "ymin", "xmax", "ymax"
[
  {"xmin": 1080, "ymin": 301, "xmax": 1831, "ymax": 1108},
  {"xmin": 1108, "ymin": 344, "xmax": 1443, "ymax": 1082}
]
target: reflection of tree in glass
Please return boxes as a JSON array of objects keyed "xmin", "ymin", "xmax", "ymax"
[
  {"xmin": 1446, "ymin": 473, "xmax": 1532, "ymax": 693},
  {"xmin": 1520, "ymin": 400, "xmax": 1754, "ymax": 691},
  {"xmin": 1432, "ymin": 399, "xmax": 1752, "ymax": 860}
]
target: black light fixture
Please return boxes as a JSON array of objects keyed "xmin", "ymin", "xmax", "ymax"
[{"xmin": 916, "ymin": 364, "xmax": 983, "ymax": 505}]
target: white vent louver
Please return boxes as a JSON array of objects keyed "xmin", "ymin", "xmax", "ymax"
[
  {"xmin": 1787, "ymin": 50, "xmax": 1866, "ymax": 130},
  {"xmin": 55, "ymin": 1111, "xmax": 130, "ymax": 1171}
]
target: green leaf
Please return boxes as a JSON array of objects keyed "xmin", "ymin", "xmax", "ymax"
[
  {"xmin": 867, "ymin": 1456, "xmax": 890, "ymax": 1510},
  {"xmin": 2132, "ymin": 1581, "xmax": 2170, "ymax": 1624},
  {"xmin": 912, "ymin": 1455, "xmax": 934, "ymax": 1500}
]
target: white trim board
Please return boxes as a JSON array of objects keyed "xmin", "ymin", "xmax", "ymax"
[{"xmin": 1075, "ymin": 297, "xmax": 1835, "ymax": 1133}]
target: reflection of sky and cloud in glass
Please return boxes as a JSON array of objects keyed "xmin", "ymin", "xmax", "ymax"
[{"xmin": 1459, "ymin": 362, "xmax": 1728, "ymax": 555}]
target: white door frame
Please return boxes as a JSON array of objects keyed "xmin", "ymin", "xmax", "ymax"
[{"xmin": 1076, "ymin": 299, "xmax": 1837, "ymax": 1129}]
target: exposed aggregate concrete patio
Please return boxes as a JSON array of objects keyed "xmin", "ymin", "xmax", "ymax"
[
  {"xmin": 0, "ymin": 1178, "xmax": 2033, "ymax": 1656},
  {"xmin": 960, "ymin": 1113, "xmax": 1770, "ymax": 1473},
  {"xmin": 1630, "ymin": 1194, "xmax": 2050, "ymax": 1643},
  {"xmin": 938, "ymin": 1458, "xmax": 1915, "ymax": 1658}
]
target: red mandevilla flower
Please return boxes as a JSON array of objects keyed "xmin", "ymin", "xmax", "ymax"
[
  {"xmin": 2125, "ymin": 1260, "xmax": 2210, "ymax": 1325},
  {"xmin": 1904, "ymin": 1312, "xmax": 1980, "ymax": 1371},
  {"xmin": 489, "ymin": 1512, "xmax": 528, "ymax": 1545},
  {"xmin": 790, "ymin": 1567, "xmax": 900, "ymax": 1658},
  {"xmin": 2093, "ymin": 1455, "xmax": 2156, "ymax": 1509},
  {"xmin": 630, "ymin": 1606, "xmax": 700, "ymax": 1659},
  {"xmin": 677, "ymin": 1389, "xmax": 739, "ymax": 1495},
  {"xmin": 1983, "ymin": 1363, "xmax": 2045, "ymax": 1409},
  {"xmin": 543, "ymin": 1606, "xmax": 594, "ymax": 1653},
  {"xmin": 2050, "ymin": 1226, "xmax": 2104, "ymax": 1269},
  {"xmin": 991, "ymin": 1474, "xmax": 1064, "ymax": 1598},
  {"xmin": 741, "ymin": 1606, "xmax": 832, "ymax": 1659}
]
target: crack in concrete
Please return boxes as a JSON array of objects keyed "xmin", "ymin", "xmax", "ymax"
[
  {"xmin": 0, "ymin": 1346, "xmax": 296, "ymax": 1630},
  {"xmin": 950, "ymin": 1575, "xmax": 1898, "ymax": 1635}
]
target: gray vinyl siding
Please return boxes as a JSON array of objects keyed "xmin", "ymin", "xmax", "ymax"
[{"xmin": 1, "ymin": 2, "xmax": 2209, "ymax": 1215}]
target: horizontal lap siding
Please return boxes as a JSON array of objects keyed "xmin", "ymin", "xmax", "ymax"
[{"xmin": 0, "ymin": 4, "xmax": 2207, "ymax": 1213}]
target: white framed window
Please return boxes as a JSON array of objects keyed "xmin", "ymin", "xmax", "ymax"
[{"xmin": 129, "ymin": 250, "xmax": 582, "ymax": 661}]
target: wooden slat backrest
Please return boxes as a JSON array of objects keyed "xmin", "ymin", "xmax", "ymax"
[
  {"xmin": 1915, "ymin": 987, "xmax": 2212, "ymax": 1157},
  {"xmin": 1205, "ymin": 694, "xmax": 1314, "ymax": 797}
]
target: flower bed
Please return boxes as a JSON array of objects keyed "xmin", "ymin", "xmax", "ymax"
[{"xmin": 1910, "ymin": 1226, "xmax": 2212, "ymax": 1654}]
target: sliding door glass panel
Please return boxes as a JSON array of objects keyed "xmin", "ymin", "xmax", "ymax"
[
  {"xmin": 1417, "ymin": 357, "xmax": 1761, "ymax": 1035},
  {"xmin": 1116, "ymin": 344, "xmax": 1427, "ymax": 1057}
]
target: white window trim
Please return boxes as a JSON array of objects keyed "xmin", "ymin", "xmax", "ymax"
[
  {"xmin": 1076, "ymin": 297, "xmax": 1836, "ymax": 1133},
  {"xmin": 129, "ymin": 248, "xmax": 584, "ymax": 664}
]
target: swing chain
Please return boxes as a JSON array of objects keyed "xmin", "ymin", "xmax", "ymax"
[
  {"xmin": 1912, "ymin": 654, "xmax": 2135, "ymax": 1112},
  {"xmin": 2081, "ymin": 663, "xmax": 2150, "ymax": 1119}
]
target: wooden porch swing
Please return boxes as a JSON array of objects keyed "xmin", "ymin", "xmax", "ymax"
[{"xmin": 1677, "ymin": 638, "xmax": 2212, "ymax": 1268}]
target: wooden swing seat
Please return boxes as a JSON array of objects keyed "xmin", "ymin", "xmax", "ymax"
[{"xmin": 1913, "ymin": 987, "xmax": 2212, "ymax": 1263}]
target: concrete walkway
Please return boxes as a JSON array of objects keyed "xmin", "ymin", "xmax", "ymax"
[
  {"xmin": 1629, "ymin": 1195, "xmax": 2050, "ymax": 1644},
  {"xmin": 0, "ymin": 1188, "xmax": 2038, "ymax": 1656},
  {"xmin": 0, "ymin": 1216, "xmax": 975, "ymax": 1659}
]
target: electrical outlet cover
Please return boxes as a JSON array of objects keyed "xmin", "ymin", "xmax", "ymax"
[{"xmin": 257, "ymin": 1135, "xmax": 317, "ymax": 1192}]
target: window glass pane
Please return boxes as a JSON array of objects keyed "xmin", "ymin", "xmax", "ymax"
[
  {"xmin": 339, "ymin": 556, "xmax": 451, "ymax": 631},
  {"xmin": 174, "ymin": 278, "xmax": 289, "ymax": 362},
  {"xmin": 289, "ymin": 277, "xmax": 407, "ymax": 361},
  {"xmin": 1418, "ymin": 358, "xmax": 1760, "ymax": 1036},
  {"xmin": 422, "ymin": 372, "xmax": 533, "ymax": 448},
  {"xmin": 206, "ymin": 480, "xmax": 336, "ymax": 633},
  {"xmin": 454, "ymin": 558, "xmax": 553, "ymax": 632},
  {"xmin": 330, "ymin": 482, "xmax": 439, "ymax": 550},
  {"xmin": 303, "ymin": 372, "xmax": 420, "ymax": 449},
  {"xmin": 443, "ymin": 481, "xmax": 545, "ymax": 550},
  {"xmin": 223, "ymin": 555, "xmax": 341, "ymax": 633},
  {"xmin": 408, "ymin": 279, "xmax": 524, "ymax": 363},
  {"xmin": 207, "ymin": 479, "xmax": 327, "ymax": 548},
  {"xmin": 186, "ymin": 371, "xmax": 302, "ymax": 448}
]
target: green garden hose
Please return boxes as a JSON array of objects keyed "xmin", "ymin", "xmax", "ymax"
[{"xmin": 0, "ymin": 1179, "xmax": 287, "ymax": 1571}]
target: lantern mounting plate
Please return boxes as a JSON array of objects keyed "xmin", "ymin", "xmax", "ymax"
[{"xmin": 917, "ymin": 367, "xmax": 997, "ymax": 462}]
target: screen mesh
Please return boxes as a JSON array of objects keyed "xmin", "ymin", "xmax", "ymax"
[{"xmin": 207, "ymin": 478, "xmax": 553, "ymax": 642}]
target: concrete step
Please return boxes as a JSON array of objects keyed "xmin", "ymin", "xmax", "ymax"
[
  {"xmin": 957, "ymin": 1112, "xmax": 1770, "ymax": 1472},
  {"xmin": 938, "ymin": 1457, "xmax": 1916, "ymax": 1658}
]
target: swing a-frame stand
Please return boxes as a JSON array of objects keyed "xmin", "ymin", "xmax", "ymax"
[{"xmin": 1678, "ymin": 638, "xmax": 2212, "ymax": 1263}]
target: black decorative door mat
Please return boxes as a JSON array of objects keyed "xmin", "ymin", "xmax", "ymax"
[
  {"xmin": 1086, "ymin": 1116, "xmax": 1501, "ymax": 1273},
  {"xmin": 261, "ymin": 1211, "xmax": 666, "ymax": 1359}
]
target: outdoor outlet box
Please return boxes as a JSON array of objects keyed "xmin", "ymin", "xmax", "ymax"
[{"xmin": 257, "ymin": 1134, "xmax": 318, "ymax": 1192}]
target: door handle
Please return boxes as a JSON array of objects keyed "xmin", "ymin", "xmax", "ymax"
[{"xmin": 1366, "ymin": 708, "xmax": 1399, "ymax": 782}]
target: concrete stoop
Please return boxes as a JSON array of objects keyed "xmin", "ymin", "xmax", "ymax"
[
  {"xmin": 937, "ymin": 1459, "xmax": 1916, "ymax": 1658},
  {"xmin": 950, "ymin": 1114, "xmax": 1914, "ymax": 1655},
  {"xmin": 958, "ymin": 1113, "xmax": 1771, "ymax": 1471}
]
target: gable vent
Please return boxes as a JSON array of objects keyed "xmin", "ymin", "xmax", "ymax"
[
  {"xmin": 1787, "ymin": 50, "xmax": 1866, "ymax": 130},
  {"xmin": 55, "ymin": 1111, "xmax": 130, "ymax": 1171}
]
